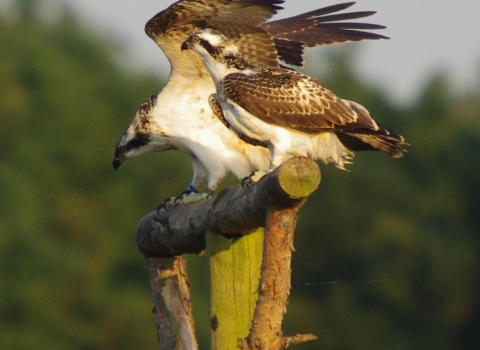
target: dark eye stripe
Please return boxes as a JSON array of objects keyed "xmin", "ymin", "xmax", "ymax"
[
  {"xmin": 126, "ymin": 133, "xmax": 149, "ymax": 151},
  {"xmin": 199, "ymin": 37, "xmax": 221, "ymax": 58}
]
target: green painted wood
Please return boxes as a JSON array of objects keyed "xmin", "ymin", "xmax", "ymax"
[{"xmin": 207, "ymin": 229, "xmax": 264, "ymax": 350}]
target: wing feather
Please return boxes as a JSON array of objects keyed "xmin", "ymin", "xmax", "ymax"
[
  {"xmin": 145, "ymin": 0, "xmax": 388, "ymax": 76},
  {"xmin": 262, "ymin": 3, "xmax": 389, "ymax": 65},
  {"xmin": 145, "ymin": 0, "xmax": 284, "ymax": 73},
  {"xmin": 336, "ymin": 124, "xmax": 406, "ymax": 158},
  {"xmin": 221, "ymin": 68, "xmax": 379, "ymax": 134}
]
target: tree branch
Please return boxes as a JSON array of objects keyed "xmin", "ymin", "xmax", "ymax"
[
  {"xmin": 136, "ymin": 157, "xmax": 321, "ymax": 258},
  {"xmin": 239, "ymin": 205, "xmax": 317, "ymax": 349},
  {"xmin": 147, "ymin": 256, "xmax": 198, "ymax": 350}
]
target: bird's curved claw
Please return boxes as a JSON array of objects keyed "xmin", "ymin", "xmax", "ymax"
[
  {"xmin": 164, "ymin": 197, "xmax": 174, "ymax": 209},
  {"xmin": 173, "ymin": 195, "xmax": 184, "ymax": 205},
  {"xmin": 156, "ymin": 204, "xmax": 164, "ymax": 215},
  {"xmin": 241, "ymin": 176, "xmax": 251, "ymax": 189},
  {"xmin": 242, "ymin": 170, "xmax": 260, "ymax": 189},
  {"xmin": 156, "ymin": 202, "xmax": 165, "ymax": 215},
  {"xmin": 172, "ymin": 187, "xmax": 196, "ymax": 206},
  {"xmin": 242, "ymin": 170, "xmax": 269, "ymax": 189},
  {"xmin": 157, "ymin": 197, "xmax": 175, "ymax": 214}
]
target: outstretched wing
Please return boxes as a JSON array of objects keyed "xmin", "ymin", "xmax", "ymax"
[
  {"xmin": 145, "ymin": 0, "xmax": 283, "ymax": 77},
  {"xmin": 221, "ymin": 68, "xmax": 379, "ymax": 134},
  {"xmin": 145, "ymin": 0, "xmax": 388, "ymax": 79},
  {"xmin": 262, "ymin": 2, "xmax": 389, "ymax": 66}
]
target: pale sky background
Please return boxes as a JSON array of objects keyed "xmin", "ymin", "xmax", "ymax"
[{"xmin": 3, "ymin": 0, "xmax": 480, "ymax": 104}]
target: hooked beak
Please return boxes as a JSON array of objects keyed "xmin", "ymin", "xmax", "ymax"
[
  {"xmin": 181, "ymin": 40, "xmax": 191, "ymax": 51},
  {"xmin": 112, "ymin": 158, "xmax": 122, "ymax": 170}
]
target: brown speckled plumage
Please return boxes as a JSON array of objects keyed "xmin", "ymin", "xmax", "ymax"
[
  {"xmin": 221, "ymin": 67, "xmax": 377, "ymax": 133},
  {"xmin": 133, "ymin": 94, "xmax": 158, "ymax": 133},
  {"xmin": 187, "ymin": 29, "xmax": 406, "ymax": 159},
  {"xmin": 144, "ymin": 0, "xmax": 388, "ymax": 77},
  {"xmin": 113, "ymin": 1, "xmax": 393, "ymax": 198}
]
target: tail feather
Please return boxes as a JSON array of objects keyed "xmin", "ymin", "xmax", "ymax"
[{"xmin": 336, "ymin": 124, "xmax": 406, "ymax": 158}]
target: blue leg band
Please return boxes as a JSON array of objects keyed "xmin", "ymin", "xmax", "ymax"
[{"xmin": 185, "ymin": 184, "xmax": 198, "ymax": 194}]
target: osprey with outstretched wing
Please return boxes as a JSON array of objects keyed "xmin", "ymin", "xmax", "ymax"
[
  {"xmin": 181, "ymin": 28, "xmax": 405, "ymax": 179},
  {"xmin": 112, "ymin": 0, "xmax": 389, "ymax": 206}
]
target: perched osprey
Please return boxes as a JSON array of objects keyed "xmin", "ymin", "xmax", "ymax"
[
  {"xmin": 112, "ymin": 0, "xmax": 389, "ymax": 206},
  {"xmin": 181, "ymin": 28, "xmax": 405, "ymax": 178}
]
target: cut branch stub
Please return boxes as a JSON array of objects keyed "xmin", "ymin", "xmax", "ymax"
[
  {"xmin": 147, "ymin": 257, "xmax": 198, "ymax": 350},
  {"xmin": 276, "ymin": 156, "xmax": 321, "ymax": 199},
  {"xmin": 136, "ymin": 157, "xmax": 320, "ymax": 258}
]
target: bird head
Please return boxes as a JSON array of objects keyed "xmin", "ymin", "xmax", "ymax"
[
  {"xmin": 112, "ymin": 93, "xmax": 173, "ymax": 170},
  {"xmin": 181, "ymin": 28, "xmax": 237, "ymax": 56},
  {"xmin": 112, "ymin": 132, "xmax": 152, "ymax": 170},
  {"xmin": 181, "ymin": 29, "xmax": 243, "ymax": 81}
]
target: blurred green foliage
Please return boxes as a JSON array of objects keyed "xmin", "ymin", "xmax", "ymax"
[{"xmin": 1, "ymin": 1, "xmax": 479, "ymax": 349}]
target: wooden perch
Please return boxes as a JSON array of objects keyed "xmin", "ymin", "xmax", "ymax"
[
  {"xmin": 136, "ymin": 157, "xmax": 321, "ymax": 257},
  {"xmin": 136, "ymin": 157, "xmax": 321, "ymax": 349}
]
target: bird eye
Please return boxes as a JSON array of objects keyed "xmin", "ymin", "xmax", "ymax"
[
  {"xmin": 192, "ymin": 35, "xmax": 199, "ymax": 42},
  {"xmin": 117, "ymin": 146, "xmax": 126, "ymax": 154}
]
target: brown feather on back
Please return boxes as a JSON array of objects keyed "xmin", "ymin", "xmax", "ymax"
[{"xmin": 221, "ymin": 67, "xmax": 379, "ymax": 134}]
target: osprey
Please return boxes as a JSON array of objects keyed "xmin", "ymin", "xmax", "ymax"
[
  {"xmin": 112, "ymin": 0, "xmax": 389, "ymax": 206},
  {"xmin": 181, "ymin": 28, "xmax": 405, "ymax": 178}
]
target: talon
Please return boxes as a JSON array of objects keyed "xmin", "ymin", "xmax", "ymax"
[
  {"xmin": 242, "ymin": 171, "xmax": 259, "ymax": 189},
  {"xmin": 164, "ymin": 198, "xmax": 171, "ymax": 208},
  {"xmin": 241, "ymin": 176, "xmax": 249, "ymax": 188},
  {"xmin": 174, "ymin": 196, "xmax": 184, "ymax": 205},
  {"xmin": 157, "ymin": 197, "xmax": 174, "ymax": 213},
  {"xmin": 156, "ymin": 203, "xmax": 164, "ymax": 215}
]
